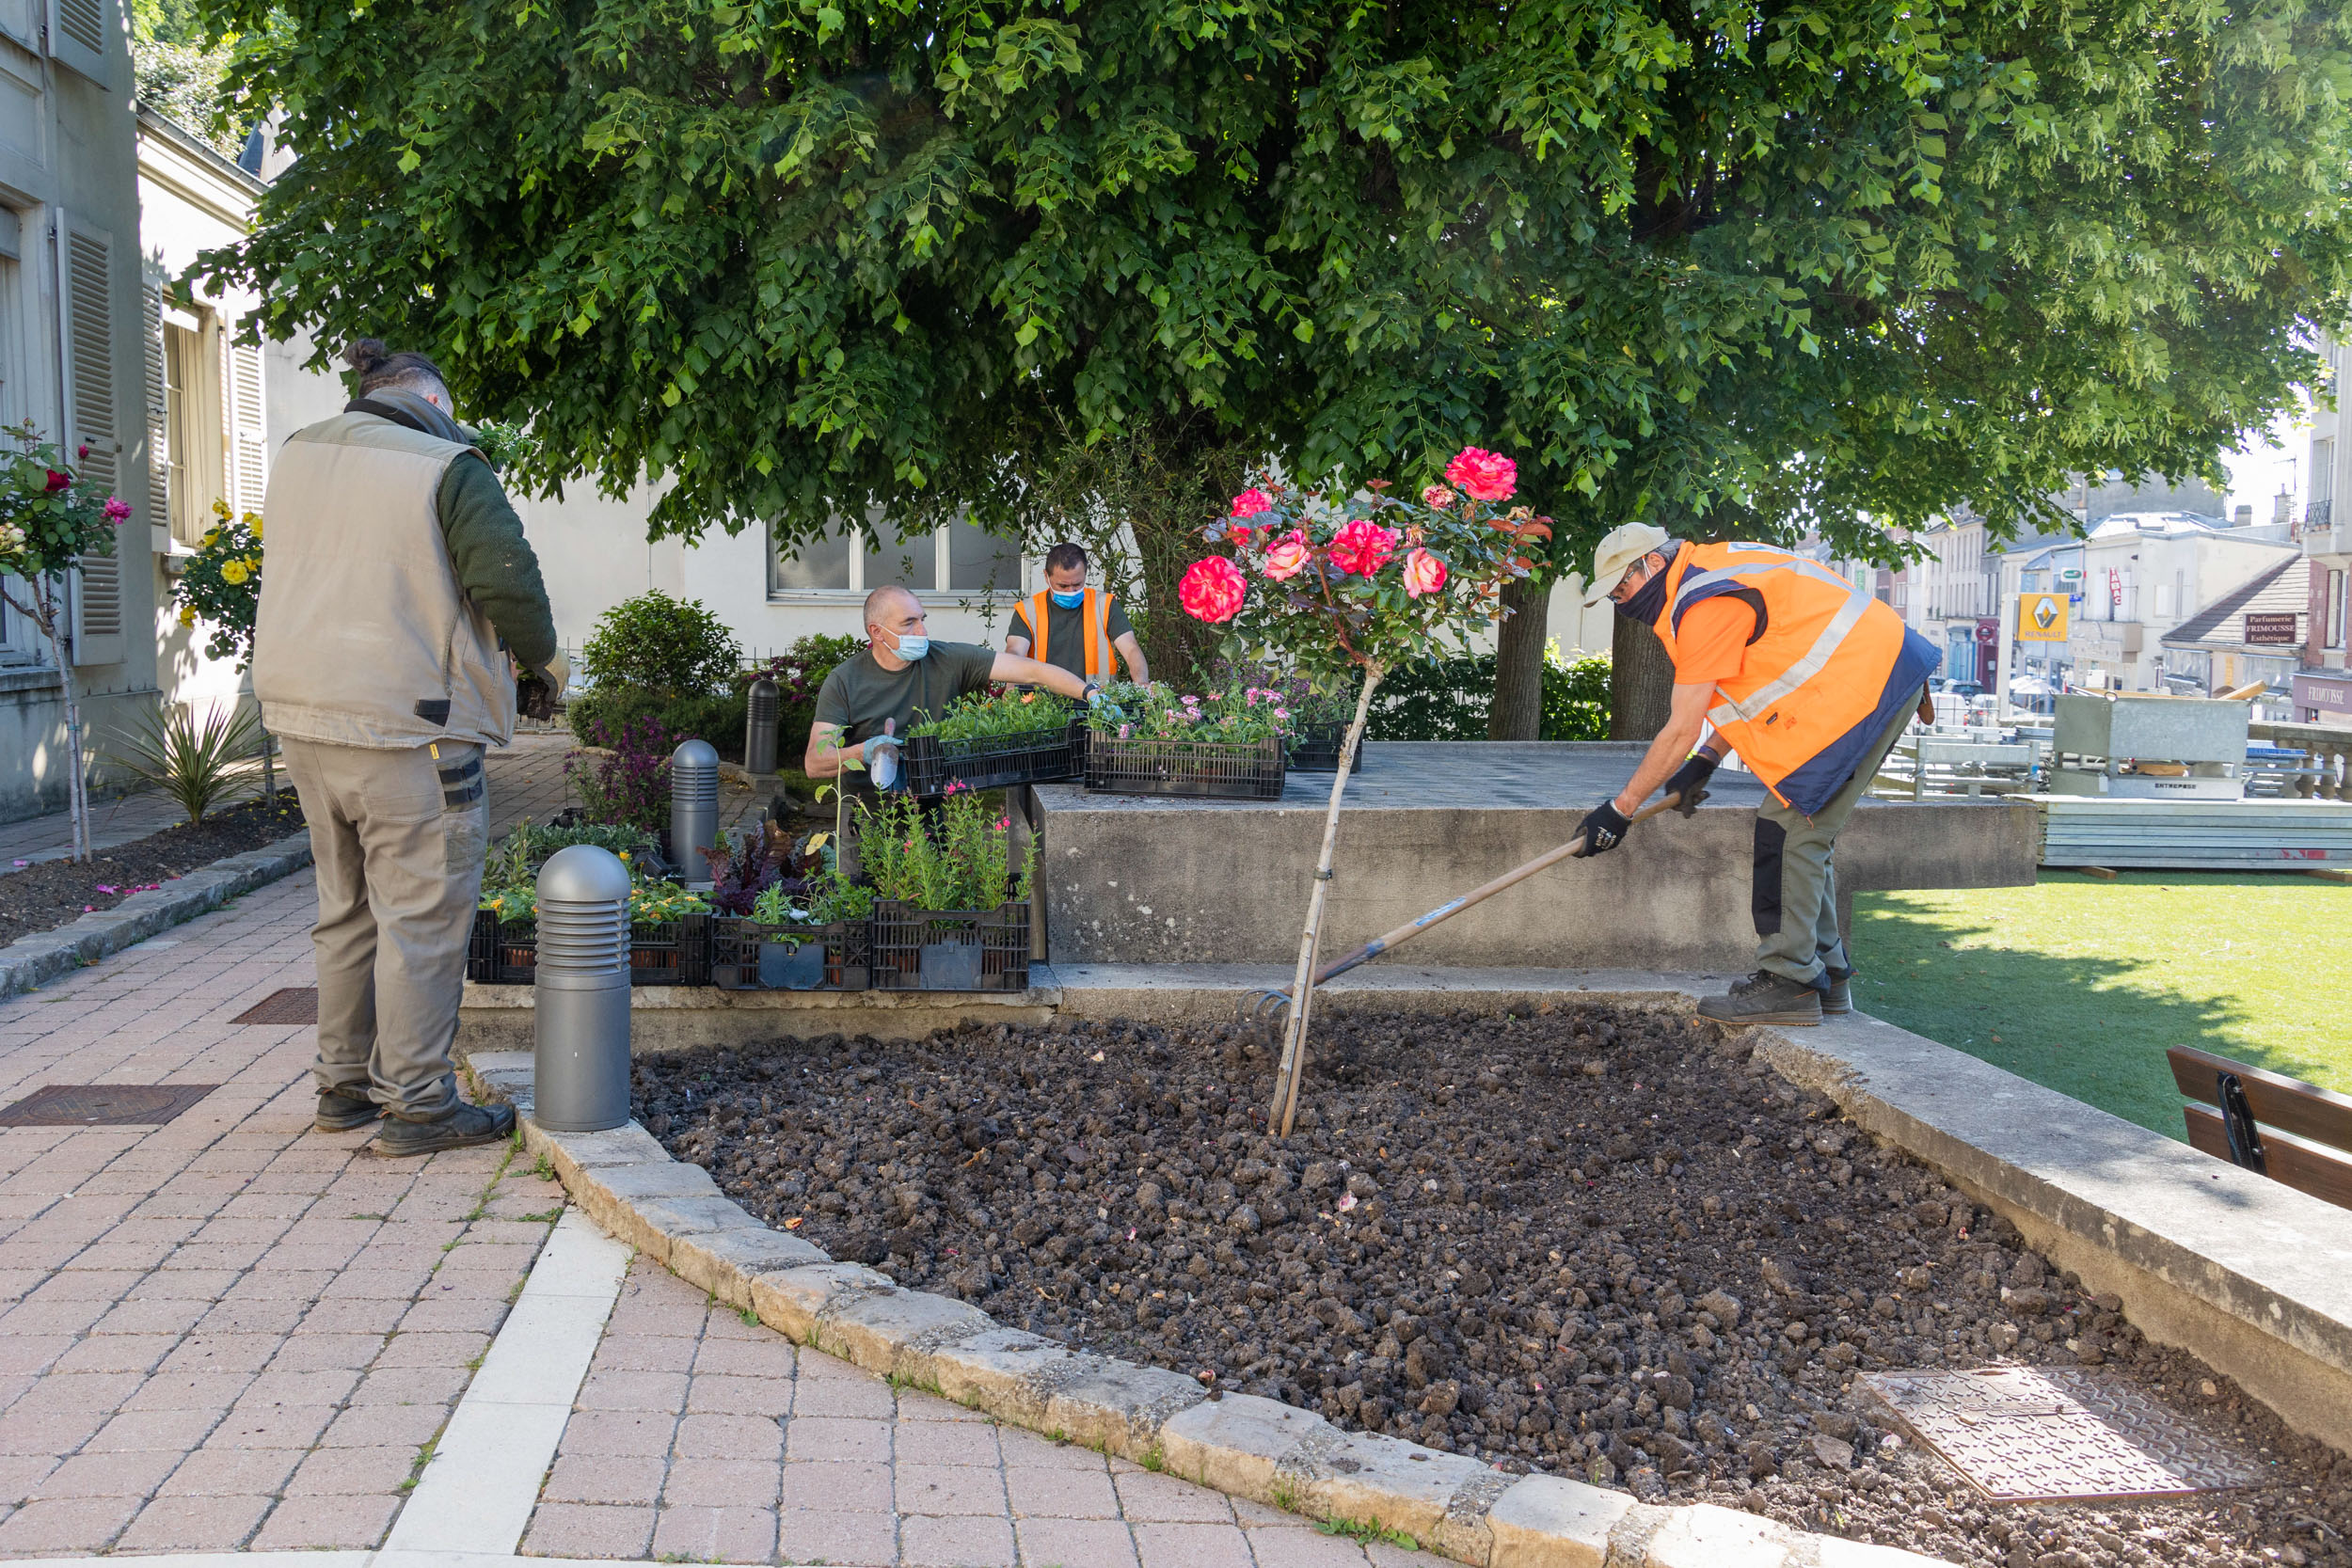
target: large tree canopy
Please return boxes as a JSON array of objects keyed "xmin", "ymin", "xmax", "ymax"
[{"xmin": 198, "ymin": 0, "xmax": 2352, "ymax": 598}]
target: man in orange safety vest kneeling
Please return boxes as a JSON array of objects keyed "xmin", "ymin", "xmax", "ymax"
[{"xmin": 1571, "ymin": 523, "xmax": 1939, "ymax": 1027}]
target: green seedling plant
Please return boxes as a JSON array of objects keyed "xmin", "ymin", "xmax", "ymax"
[
  {"xmin": 857, "ymin": 790, "xmax": 1035, "ymax": 912},
  {"xmin": 908, "ymin": 684, "xmax": 1073, "ymax": 743},
  {"xmin": 1085, "ymin": 680, "xmax": 1289, "ymax": 746}
]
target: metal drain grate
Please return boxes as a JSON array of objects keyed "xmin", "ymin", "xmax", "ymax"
[
  {"xmin": 230, "ymin": 988, "xmax": 318, "ymax": 1025},
  {"xmin": 0, "ymin": 1085, "xmax": 218, "ymax": 1127},
  {"xmin": 1861, "ymin": 1367, "xmax": 2269, "ymax": 1504}
]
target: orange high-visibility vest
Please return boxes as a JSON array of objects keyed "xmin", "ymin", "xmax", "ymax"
[
  {"xmin": 1022, "ymin": 588, "xmax": 1116, "ymax": 679},
  {"xmin": 1650, "ymin": 541, "xmax": 1936, "ymax": 816}
]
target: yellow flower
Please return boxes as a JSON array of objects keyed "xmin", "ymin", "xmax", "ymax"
[
  {"xmin": 202, "ymin": 528, "xmax": 220, "ymax": 547},
  {"xmin": 178, "ymin": 607, "xmax": 196, "ymax": 627},
  {"xmin": 220, "ymin": 560, "xmax": 249, "ymax": 585},
  {"xmin": 211, "ymin": 499, "xmax": 230, "ymax": 518},
  {"xmin": 248, "ymin": 518, "xmax": 262, "ymax": 540},
  {"xmin": 241, "ymin": 556, "xmax": 260, "ymax": 575}
]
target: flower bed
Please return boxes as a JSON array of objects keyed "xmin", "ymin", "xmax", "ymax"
[
  {"xmin": 636, "ymin": 1005, "xmax": 2352, "ymax": 1568},
  {"xmin": 868, "ymin": 897, "xmax": 1031, "ymax": 991},
  {"xmin": 709, "ymin": 916, "xmax": 869, "ymax": 991},
  {"xmin": 465, "ymin": 908, "xmax": 713, "ymax": 985},
  {"xmin": 1084, "ymin": 731, "xmax": 1286, "ymax": 800}
]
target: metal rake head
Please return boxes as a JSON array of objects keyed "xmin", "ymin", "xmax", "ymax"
[{"xmin": 1237, "ymin": 987, "xmax": 1294, "ymax": 1047}]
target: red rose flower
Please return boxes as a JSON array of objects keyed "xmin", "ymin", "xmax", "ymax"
[
  {"xmin": 1443, "ymin": 446, "xmax": 1518, "ymax": 502},
  {"xmin": 1178, "ymin": 556, "xmax": 1248, "ymax": 623},
  {"xmin": 1230, "ymin": 487, "xmax": 1274, "ymax": 520},
  {"xmin": 44, "ymin": 470, "xmax": 72, "ymax": 492},
  {"xmin": 1328, "ymin": 519, "xmax": 1398, "ymax": 577}
]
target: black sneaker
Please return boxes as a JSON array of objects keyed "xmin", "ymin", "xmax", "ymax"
[
  {"xmin": 374, "ymin": 1101, "xmax": 516, "ymax": 1157},
  {"xmin": 316, "ymin": 1087, "xmax": 381, "ymax": 1132},
  {"xmin": 1698, "ymin": 971, "xmax": 1824, "ymax": 1027},
  {"xmin": 1820, "ymin": 966, "xmax": 1855, "ymax": 1016}
]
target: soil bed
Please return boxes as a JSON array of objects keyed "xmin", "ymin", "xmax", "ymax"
[
  {"xmin": 0, "ymin": 794, "xmax": 305, "ymax": 948},
  {"xmin": 637, "ymin": 1007, "xmax": 2351, "ymax": 1568}
]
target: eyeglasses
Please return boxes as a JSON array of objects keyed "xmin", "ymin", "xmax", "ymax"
[{"xmin": 1608, "ymin": 562, "xmax": 1649, "ymax": 603}]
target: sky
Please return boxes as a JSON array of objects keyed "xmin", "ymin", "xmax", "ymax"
[{"xmin": 2218, "ymin": 406, "xmax": 2315, "ymax": 525}]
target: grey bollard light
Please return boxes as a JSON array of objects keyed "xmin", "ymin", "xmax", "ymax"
[
  {"xmin": 532, "ymin": 846, "xmax": 633, "ymax": 1132},
  {"xmin": 743, "ymin": 675, "xmax": 780, "ymax": 776},
  {"xmin": 670, "ymin": 737, "xmax": 720, "ymax": 884}
]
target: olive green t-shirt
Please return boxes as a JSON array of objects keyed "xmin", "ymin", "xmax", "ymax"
[
  {"xmin": 1008, "ymin": 594, "xmax": 1136, "ymax": 678},
  {"xmin": 813, "ymin": 642, "xmax": 999, "ymax": 749}
]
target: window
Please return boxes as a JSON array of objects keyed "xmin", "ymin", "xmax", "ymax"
[
  {"xmin": 2318, "ymin": 438, "xmax": 2338, "ymax": 511},
  {"xmin": 160, "ymin": 302, "xmax": 226, "ymax": 546},
  {"xmin": 2331, "ymin": 569, "xmax": 2344, "ymax": 651},
  {"xmin": 770, "ymin": 515, "xmax": 1025, "ymax": 600}
]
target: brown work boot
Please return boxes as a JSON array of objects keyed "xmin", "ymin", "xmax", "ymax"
[
  {"xmin": 1698, "ymin": 971, "xmax": 1823, "ymax": 1028},
  {"xmin": 374, "ymin": 1101, "xmax": 516, "ymax": 1157},
  {"xmin": 1820, "ymin": 966, "xmax": 1855, "ymax": 1015},
  {"xmin": 316, "ymin": 1086, "xmax": 381, "ymax": 1132}
]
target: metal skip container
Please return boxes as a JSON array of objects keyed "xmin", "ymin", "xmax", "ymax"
[
  {"xmin": 671, "ymin": 737, "xmax": 721, "ymax": 884},
  {"xmin": 744, "ymin": 675, "xmax": 780, "ymax": 776},
  {"xmin": 532, "ymin": 845, "xmax": 633, "ymax": 1133}
]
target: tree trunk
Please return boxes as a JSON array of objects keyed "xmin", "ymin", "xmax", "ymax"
[
  {"xmin": 1609, "ymin": 611, "xmax": 1676, "ymax": 741},
  {"xmin": 1486, "ymin": 576, "xmax": 1549, "ymax": 740},
  {"xmin": 6, "ymin": 579, "xmax": 90, "ymax": 860}
]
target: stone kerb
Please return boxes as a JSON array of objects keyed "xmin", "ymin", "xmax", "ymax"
[{"xmin": 464, "ymin": 1050, "xmax": 1952, "ymax": 1568}]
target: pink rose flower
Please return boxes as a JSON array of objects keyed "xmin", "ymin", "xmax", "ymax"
[
  {"xmin": 1422, "ymin": 484, "xmax": 1455, "ymax": 509},
  {"xmin": 1327, "ymin": 518, "xmax": 1398, "ymax": 577},
  {"xmin": 1261, "ymin": 530, "xmax": 1311, "ymax": 580},
  {"xmin": 1230, "ymin": 487, "xmax": 1274, "ymax": 520},
  {"xmin": 1444, "ymin": 447, "xmax": 1518, "ymax": 502},
  {"xmin": 1402, "ymin": 547, "xmax": 1449, "ymax": 598},
  {"xmin": 1178, "ymin": 556, "xmax": 1248, "ymax": 623},
  {"xmin": 102, "ymin": 498, "xmax": 132, "ymax": 524}
]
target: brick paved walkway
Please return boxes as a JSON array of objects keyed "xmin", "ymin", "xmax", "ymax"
[
  {"xmin": 521, "ymin": 1259, "xmax": 1438, "ymax": 1568},
  {"xmin": 0, "ymin": 733, "xmax": 1440, "ymax": 1563}
]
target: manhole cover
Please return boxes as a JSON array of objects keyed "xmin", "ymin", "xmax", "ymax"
[
  {"xmin": 230, "ymin": 988, "xmax": 318, "ymax": 1025},
  {"xmin": 1861, "ymin": 1368, "xmax": 2269, "ymax": 1504},
  {"xmin": 0, "ymin": 1085, "xmax": 218, "ymax": 1127}
]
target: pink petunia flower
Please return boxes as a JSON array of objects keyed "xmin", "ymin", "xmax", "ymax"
[
  {"xmin": 1230, "ymin": 487, "xmax": 1275, "ymax": 520},
  {"xmin": 1327, "ymin": 519, "xmax": 1398, "ymax": 577},
  {"xmin": 1262, "ymin": 530, "xmax": 1311, "ymax": 580},
  {"xmin": 1443, "ymin": 447, "xmax": 1518, "ymax": 502},
  {"xmin": 1402, "ymin": 547, "xmax": 1449, "ymax": 598}
]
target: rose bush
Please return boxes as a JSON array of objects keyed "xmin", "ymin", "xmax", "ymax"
[{"xmin": 170, "ymin": 500, "xmax": 263, "ymax": 668}]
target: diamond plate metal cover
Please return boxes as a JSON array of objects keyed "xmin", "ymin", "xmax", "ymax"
[
  {"xmin": 1861, "ymin": 1368, "xmax": 2269, "ymax": 1504},
  {"xmin": 0, "ymin": 1085, "xmax": 218, "ymax": 1127},
  {"xmin": 230, "ymin": 988, "xmax": 318, "ymax": 1025}
]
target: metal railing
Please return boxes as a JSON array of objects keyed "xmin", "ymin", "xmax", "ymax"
[{"xmin": 2248, "ymin": 721, "xmax": 2351, "ymax": 800}]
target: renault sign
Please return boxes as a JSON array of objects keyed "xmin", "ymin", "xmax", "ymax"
[{"xmin": 2019, "ymin": 592, "xmax": 2070, "ymax": 641}]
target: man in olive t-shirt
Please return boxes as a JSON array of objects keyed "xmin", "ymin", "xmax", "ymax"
[{"xmin": 806, "ymin": 585, "xmax": 1100, "ymax": 795}]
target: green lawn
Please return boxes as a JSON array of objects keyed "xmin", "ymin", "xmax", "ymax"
[{"xmin": 1851, "ymin": 872, "xmax": 2352, "ymax": 1140}]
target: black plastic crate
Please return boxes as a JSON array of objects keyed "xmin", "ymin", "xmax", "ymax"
[
  {"xmin": 709, "ymin": 917, "xmax": 869, "ymax": 991},
  {"xmin": 466, "ymin": 909, "xmax": 713, "ymax": 986},
  {"xmin": 1286, "ymin": 721, "xmax": 1364, "ymax": 774},
  {"xmin": 869, "ymin": 898, "xmax": 1031, "ymax": 991},
  {"xmin": 1083, "ymin": 732, "xmax": 1287, "ymax": 800},
  {"xmin": 900, "ymin": 717, "xmax": 1082, "ymax": 796}
]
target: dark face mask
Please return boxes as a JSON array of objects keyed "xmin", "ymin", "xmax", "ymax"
[{"xmin": 1613, "ymin": 561, "xmax": 1672, "ymax": 623}]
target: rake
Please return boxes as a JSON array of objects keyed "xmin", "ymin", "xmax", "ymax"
[{"xmin": 1243, "ymin": 787, "xmax": 1703, "ymax": 1093}]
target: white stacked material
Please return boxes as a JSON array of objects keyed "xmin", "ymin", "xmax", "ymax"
[{"xmin": 2026, "ymin": 794, "xmax": 2352, "ymax": 870}]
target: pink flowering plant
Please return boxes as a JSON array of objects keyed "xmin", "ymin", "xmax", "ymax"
[
  {"xmin": 0, "ymin": 420, "xmax": 137, "ymax": 863},
  {"xmin": 1182, "ymin": 447, "xmax": 1551, "ymax": 686},
  {"xmin": 1084, "ymin": 679, "xmax": 1290, "ymax": 745},
  {"xmin": 1181, "ymin": 446, "xmax": 1553, "ymax": 1138}
]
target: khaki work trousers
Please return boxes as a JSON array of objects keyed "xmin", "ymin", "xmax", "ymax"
[
  {"xmin": 280, "ymin": 736, "xmax": 489, "ymax": 1117},
  {"xmin": 1751, "ymin": 688, "xmax": 1924, "ymax": 988}
]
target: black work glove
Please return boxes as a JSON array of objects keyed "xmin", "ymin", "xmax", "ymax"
[
  {"xmin": 516, "ymin": 669, "xmax": 557, "ymax": 722},
  {"xmin": 1574, "ymin": 800, "xmax": 1632, "ymax": 858},
  {"xmin": 1665, "ymin": 752, "xmax": 1718, "ymax": 816}
]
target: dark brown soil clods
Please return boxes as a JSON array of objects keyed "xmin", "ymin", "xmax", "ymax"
[
  {"xmin": 0, "ymin": 794, "xmax": 305, "ymax": 948},
  {"xmin": 634, "ymin": 1005, "xmax": 2350, "ymax": 1568}
]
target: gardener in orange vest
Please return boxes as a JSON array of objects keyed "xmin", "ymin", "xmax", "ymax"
[
  {"xmin": 1572, "ymin": 523, "xmax": 1939, "ymax": 1027},
  {"xmin": 1005, "ymin": 543, "xmax": 1151, "ymax": 685}
]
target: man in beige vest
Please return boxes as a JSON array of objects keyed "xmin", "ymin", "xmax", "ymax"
[{"xmin": 253, "ymin": 340, "xmax": 562, "ymax": 1154}]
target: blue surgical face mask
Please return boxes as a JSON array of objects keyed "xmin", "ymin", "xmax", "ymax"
[
  {"xmin": 1050, "ymin": 588, "xmax": 1087, "ymax": 610},
  {"xmin": 893, "ymin": 632, "xmax": 931, "ymax": 661}
]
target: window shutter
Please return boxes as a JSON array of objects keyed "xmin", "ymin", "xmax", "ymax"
[
  {"xmin": 47, "ymin": 0, "xmax": 108, "ymax": 85},
  {"xmin": 59, "ymin": 214, "xmax": 124, "ymax": 667},
  {"xmin": 226, "ymin": 336, "xmax": 266, "ymax": 515},
  {"xmin": 142, "ymin": 284, "xmax": 167, "ymax": 538}
]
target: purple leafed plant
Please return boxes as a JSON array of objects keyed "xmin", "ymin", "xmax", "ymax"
[{"xmin": 566, "ymin": 713, "xmax": 678, "ymax": 834}]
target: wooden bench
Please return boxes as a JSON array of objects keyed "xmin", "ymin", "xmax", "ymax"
[{"xmin": 2168, "ymin": 1045, "xmax": 2352, "ymax": 1212}]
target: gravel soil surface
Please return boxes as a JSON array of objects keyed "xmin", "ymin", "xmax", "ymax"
[
  {"xmin": 637, "ymin": 1007, "xmax": 2350, "ymax": 1568},
  {"xmin": 0, "ymin": 794, "xmax": 305, "ymax": 947}
]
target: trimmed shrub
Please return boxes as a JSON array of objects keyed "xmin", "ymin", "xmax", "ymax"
[
  {"xmin": 1369, "ymin": 643, "xmax": 1610, "ymax": 741},
  {"xmin": 580, "ymin": 592, "xmax": 740, "ymax": 697}
]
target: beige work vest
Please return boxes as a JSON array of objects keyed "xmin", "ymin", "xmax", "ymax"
[{"xmin": 252, "ymin": 412, "xmax": 516, "ymax": 750}]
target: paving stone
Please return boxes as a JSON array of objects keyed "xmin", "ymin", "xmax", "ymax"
[
  {"xmin": 900, "ymin": 1509, "xmax": 1016, "ymax": 1566},
  {"xmin": 667, "ymin": 1224, "xmax": 828, "ymax": 1307},
  {"xmin": 248, "ymin": 1491, "xmax": 401, "ymax": 1550},
  {"xmin": 1486, "ymin": 1473, "xmax": 1639, "ymax": 1568},
  {"xmin": 1288, "ymin": 1427, "xmax": 1492, "ymax": 1554},
  {"xmin": 0, "ymin": 1492, "xmax": 141, "ymax": 1551},
  {"xmin": 1019, "ymin": 1514, "xmax": 1142, "ymax": 1566},
  {"xmin": 776, "ymin": 1505, "xmax": 898, "ymax": 1565},
  {"xmin": 156, "ymin": 1446, "xmax": 306, "ymax": 1497},
  {"xmin": 1006, "ymin": 1461, "xmax": 1121, "ymax": 1519},
  {"xmin": 1156, "ymin": 1390, "xmax": 1320, "ymax": 1501},
  {"xmin": 579, "ymin": 1368, "xmax": 691, "ymax": 1413},
  {"xmin": 543, "ymin": 1451, "xmax": 670, "ymax": 1506},
  {"xmin": 780, "ymin": 1458, "xmax": 895, "ymax": 1513},
  {"xmin": 894, "ymin": 1416, "xmax": 1000, "ymax": 1467},
  {"xmin": 524, "ymin": 1500, "xmax": 659, "ymax": 1558},
  {"xmin": 660, "ymin": 1457, "xmax": 782, "ymax": 1509},
  {"xmin": 1133, "ymin": 1518, "xmax": 1257, "ymax": 1568},
  {"xmin": 112, "ymin": 1491, "xmax": 272, "ymax": 1550},
  {"xmin": 748, "ymin": 1260, "xmax": 894, "ymax": 1342},
  {"xmin": 685, "ymin": 1371, "xmax": 793, "ymax": 1416},
  {"xmin": 1642, "ymin": 1501, "xmax": 1798, "ymax": 1568},
  {"xmin": 283, "ymin": 1445, "xmax": 421, "ymax": 1496},
  {"xmin": 651, "ymin": 1502, "xmax": 778, "ymax": 1563}
]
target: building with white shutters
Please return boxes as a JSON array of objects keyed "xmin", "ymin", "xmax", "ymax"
[{"xmin": 0, "ymin": 0, "xmax": 156, "ymax": 820}]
